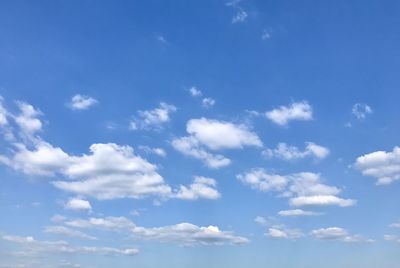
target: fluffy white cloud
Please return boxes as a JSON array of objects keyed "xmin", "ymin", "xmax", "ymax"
[
  {"xmin": 186, "ymin": 118, "xmax": 262, "ymax": 150},
  {"xmin": 14, "ymin": 101, "xmax": 43, "ymax": 137},
  {"xmin": 68, "ymin": 94, "xmax": 98, "ymax": 110},
  {"xmin": 189, "ymin": 87, "xmax": 202, "ymax": 97},
  {"xmin": 1, "ymin": 234, "xmax": 138, "ymax": 256},
  {"xmin": 0, "ymin": 96, "xmax": 8, "ymax": 126},
  {"xmin": 63, "ymin": 216, "xmax": 248, "ymax": 246},
  {"xmin": 310, "ymin": 227, "xmax": 371, "ymax": 243},
  {"xmin": 254, "ymin": 216, "xmax": 268, "ymax": 226},
  {"xmin": 202, "ymin": 98, "xmax": 215, "ymax": 108},
  {"xmin": 352, "ymin": 103, "xmax": 372, "ymax": 119},
  {"xmin": 266, "ymin": 226, "xmax": 303, "ymax": 240},
  {"xmin": 354, "ymin": 147, "xmax": 400, "ymax": 185},
  {"xmin": 44, "ymin": 226, "xmax": 97, "ymax": 240},
  {"xmin": 130, "ymin": 102, "xmax": 176, "ymax": 130},
  {"xmin": 237, "ymin": 170, "xmax": 355, "ymax": 207},
  {"xmin": 174, "ymin": 176, "xmax": 220, "ymax": 200},
  {"xmin": 171, "ymin": 136, "xmax": 231, "ymax": 168},
  {"xmin": 265, "ymin": 101, "xmax": 313, "ymax": 126},
  {"xmin": 64, "ymin": 198, "xmax": 92, "ymax": 211},
  {"xmin": 263, "ymin": 142, "xmax": 329, "ymax": 160},
  {"xmin": 278, "ymin": 209, "xmax": 321, "ymax": 217}
]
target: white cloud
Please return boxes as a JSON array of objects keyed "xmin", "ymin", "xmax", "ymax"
[
  {"xmin": 265, "ymin": 101, "xmax": 313, "ymax": 126},
  {"xmin": 384, "ymin": 234, "xmax": 400, "ymax": 242},
  {"xmin": 254, "ymin": 216, "xmax": 268, "ymax": 226},
  {"xmin": 44, "ymin": 226, "xmax": 97, "ymax": 240},
  {"xmin": 186, "ymin": 118, "xmax": 262, "ymax": 150},
  {"xmin": 232, "ymin": 8, "xmax": 248, "ymax": 23},
  {"xmin": 202, "ymin": 98, "xmax": 215, "ymax": 108},
  {"xmin": 1, "ymin": 234, "xmax": 138, "ymax": 256},
  {"xmin": 51, "ymin": 215, "xmax": 67, "ymax": 223},
  {"xmin": 310, "ymin": 227, "xmax": 371, "ymax": 243},
  {"xmin": 354, "ymin": 147, "xmax": 400, "ymax": 185},
  {"xmin": 390, "ymin": 222, "xmax": 400, "ymax": 228},
  {"xmin": 352, "ymin": 103, "xmax": 372, "ymax": 120},
  {"xmin": 261, "ymin": 29, "xmax": 271, "ymax": 40},
  {"xmin": 138, "ymin": 145, "xmax": 167, "ymax": 157},
  {"xmin": 263, "ymin": 142, "xmax": 329, "ymax": 160},
  {"xmin": 0, "ymin": 96, "xmax": 8, "ymax": 126},
  {"xmin": 14, "ymin": 101, "xmax": 43, "ymax": 138},
  {"xmin": 189, "ymin": 87, "xmax": 202, "ymax": 97},
  {"xmin": 68, "ymin": 94, "xmax": 98, "ymax": 111},
  {"xmin": 237, "ymin": 170, "xmax": 355, "ymax": 207},
  {"xmin": 278, "ymin": 209, "xmax": 321, "ymax": 217},
  {"xmin": 130, "ymin": 102, "xmax": 176, "ymax": 130},
  {"xmin": 174, "ymin": 176, "xmax": 220, "ymax": 200},
  {"xmin": 266, "ymin": 226, "xmax": 303, "ymax": 240},
  {"xmin": 64, "ymin": 198, "xmax": 92, "ymax": 211},
  {"xmin": 64, "ymin": 216, "xmax": 248, "ymax": 246}
]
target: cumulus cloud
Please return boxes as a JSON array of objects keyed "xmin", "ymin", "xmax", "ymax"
[
  {"xmin": 310, "ymin": 227, "xmax": 371, "ymax": 243},
  {"xmin": 174, "ymin": 176, "xmax": 221, "ymax": 200},
  {"xmin": 64, "ymin": 198, "xmax": 92, "ymax": 211},
  {"xmin": 265, "ymin": 101, "xmax": 313, "ymax": 126},
  {"xmin": 354, "ymin": 147, "xmax": 400, "ymax": 185},
  {"xmin": 237, "ymin": 170, "xmax": 355, "ymax": 207},
  {"xmin": 189, "ymin": 87, "xmax": 202, "ymax": 97},
  {"xmin": 278, "ymin": 209, "xmax": 321, "ymax": 217},
  {"xmin": 44, "ymin": 226, "xmax": 97, "ymax": 240},
  {"xmin": 263, "ymin": 142, "xmax": 329, "ymax": 160},
  {"xmin": 267, "ymin": 226, "xmax": 304, "ymax": 240},
  {"xmin": 1, "ymin": 234, "xmax": 138, "ymax": 256},
  {"xmin": 14, "ymin": 101, "xmax": 43, "ymax": 140},
  {"xmin": 63, "ymin": 216, "xmax": 248, "ymax": 246},
  {"xmin": 130, "ymin": 102, "xmax": 176, "ymax": 130},
  {"xmin": 352, "ymin": 103, "xmax": 372, "ymax": 120},
  {"xmin": 68, "ymin": 94, "xmax": 98, "ymax": 110},
  {"xmin": 202, "ymin": 97, "xmax": 216, "ymax": 108}
]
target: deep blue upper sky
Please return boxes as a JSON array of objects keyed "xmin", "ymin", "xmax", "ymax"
[{"xmin": 0, "ymin": 1, "xmax": 400, "ymax": 267}]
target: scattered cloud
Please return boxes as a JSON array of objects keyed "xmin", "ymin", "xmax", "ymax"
[
  {"xmin": 354, "ymin": 146, "xmax": 400, "ymax": 185},
  {"xmin": 352, "ymin": 103, "xmax": 372, "ymax": 120},
  {"xmin": 237, "ymin": 170, "xmax": 355, "ymax": 207},
  {"xmin": 278, "ymin": 209, "xmax": 321, "ymax": 217},
  {"xmin": 266, "ymin": 225, "xmax": 304, "ymax": 240},
  {"xmin": 310, "ymin": 227, "xmax": 372, "ymax": 243},
  {"xmin": 64, "ymin": 198, "xmax": 92, "ymax": 211},
  {"xmin": 263, "ymin": 142, "xmax": 329, "ymax": 161},
  {"xmin": 68, "ymin": 94, "xmax": 98, "ymax": 111},
  {"xmin": 261, "ymin": 29, "xmax": 271, "ymax": 40},
  {"xmin": 265, "ymin": 101, "xmax": 313, "ymax": 126},
  {"xmin": 139, "ymin": 145, "xmax": 167, "ymax": 157},
  {"xmin": 254, "ymin": 216, "xmax": 268, "ymax": 226},
  {"xmin": 129, "ymin": 102, "xmax": 176, "ymax": 131},
  {"xmin": 189, "ymin": 87, "xmax": 202, "ymax": 97},
  {"xmin": 174, "ymin": 176, "xmax": 221, "ymax": 200},
  {"xmin": 156, "ymin": 35, "xmax": 168, "ymax": 44},
  {"xmin": 202, "ymin": 97, "xmax": 216, "ymax": 108},
  {"xmin": 44, "ymin": 226, "xmax": 97, "ymax": 240}
]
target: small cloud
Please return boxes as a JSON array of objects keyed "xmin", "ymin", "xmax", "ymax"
[
  {"xmin": 156, "ymin": 35, "xmax": 168, "ymax": 44},
  {"xmin": 352, "ymin": 103, "xmax": 372, "ymax": 120},
  {"xmin": 265, "ymin": 101, "xmax": 313, "ymax": 126},
  {"xmin": 189, "ymin": 87, "xmax": 202, "ymax": 97},
  {"xmin": 64, "ymin": 198, "xmax": 92, "ymax": 211},
  {"xmin": 202, "ymin": 97, "xmax": 216, "ymax": 108},
  {"xmin": 68, "ymin": 94, "xmax": 98, "ymax": 111},
  {"xmin": 261, "ymin": 29, "xmax": 271, "ymax": 40}
]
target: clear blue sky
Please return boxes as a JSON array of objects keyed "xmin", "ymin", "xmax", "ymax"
[{"xmin": 0, "ymin": 1, "xmax": 400, "ymax": 267}]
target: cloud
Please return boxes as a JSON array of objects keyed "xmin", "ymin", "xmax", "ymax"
[
  {"xmin": 129, "ymin": 102, "xmax": 176, "ymax": 131},
  {"xmin": 384, "ymin": 234, "xmax": 400, "ymax": 242},
  {"xmin": 310, "ymin": 227, "xmax": 371, "ymax": 243},
  {"xmin": 390, "ymin": 222, "xmax": 400, "ymax": 228},
  {"xmin": 265, "ymin": 101, "xmax": 313, "ymax": 126},
  {"xmin": 1, "ymin": 234, "xmax": 138, "ymax": 256},
  {"xmin": 232, "ymin": 8, "xmax": 248, "ymax": 23},
  {"xmin": 44, "ymin": 226, "xmax": 97, "ymax": 240},
  {"xmin": 138, "ymin": 146, "xmax": 167, "ymax": 157},
  {"xmin": 354, "ymin": 147, "xmax": 400, "ymax": 185},
  {"xmin": 202, "ymin": 97, "xmax": 216, "ymax": 108},
  {"xmin": 254, "ymin": 216, "xmax": 268, "ymax": 226},
  {"xmin": 63, "ymin": 216, "xmax": 248, "ymax": 246},
  {"xmin": 186, "ymin": 118, "xmax": 262, "ymax": 150},
  {"xmin": 189, "ymin": 87, "xmax": 202, "ymax": 97},
  {"xmin": 237, "ymin": 170, "xmax": 356, "ymax": 207},
  {"xmin": 266, "ymin": 226, "xmax": 304, "ymax": 240},
  {"xmin": 174, "ymin": 176, "xmax": 221, "ymax": 200},
  {"xmin": 64, "ymin": 198, "xmax": 92, "ymax": 211},
  {"xmin": 14, "ymin": 101, "xmax": 43, "ymax": 139},
  {"xmin": 278, "ymin": 209, "xmax": 321, "ymax": 217},
  {"xmin": 352, "ymin": 103, "xmax": 372, "ymax": 120},
  {"xmin": 68, "ymin": 94, "xmax": 98, "ymax": 110},
  {"xmin": 263, "ymin": 142, "xmax": 329, "ymax": 160}
]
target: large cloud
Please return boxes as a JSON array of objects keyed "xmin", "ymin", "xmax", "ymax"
[{"xmin": 355, "ymin": 147, "xmax": 400, "ymax": 185}]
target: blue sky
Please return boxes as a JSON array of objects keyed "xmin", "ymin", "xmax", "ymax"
[{"xmin": 1, "ymin": 0, "xmax": 400, "ymax": 267}]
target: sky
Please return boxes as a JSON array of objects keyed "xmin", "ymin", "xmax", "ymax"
[{"xmin": 0, "ymin": 0, "xmax": 400, "ymax": 267}]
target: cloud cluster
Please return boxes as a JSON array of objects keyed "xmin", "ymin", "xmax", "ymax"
[
  {"xmin": 355, "ymin": 146, "xmax": 400, "ymax": 185},
  {"xmin": 237, "ymin": 170, "xmax": 355, "ymax": 207},
  {"xmin": 265, "ymin": 101, "xmax": 313, "ymax": 126},
  {"xmin": 188, "ymin": 87, "xmax": 216, "ymax": 108},
  {"xmin": 352, "ymin": 103, "xmax": 372, "ymax": 120},
  {"xmin": 263, "ymin": 142, "xmax": 330, "ymax": 161}
]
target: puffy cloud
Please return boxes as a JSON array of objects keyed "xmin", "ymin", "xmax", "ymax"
[
  {"xmin": 138, "ymin": 146, "xmax": 166, "ymax": 157},
  {"xmin": 14, "ymin": 101, "xmax": 43, "ymax": 137},
  {"xmin": 174, "ymin": 176, "xmax": 221, "ymax": 200},
  {"xmin": 64, "ymin": 198, "xmax": 92, "ymax": 211},
  {"xmin": 189, "ymin": 87, "xmax": 202, "ymax": 97},
  {"xmin": 278, "ymin": 209, "xmax": 321, "ymax": 217},
  {"xmin": 68, "ymin": 94, "xmax": 98, "ymax": 110},
  {"xmin": 354, "ymin": 147, "xmax": 400, "ymax": 185},
  {"xmin": 237, "ymin": 170, "xmax": 355, "ymax": 207},
  {"xmin": 186, "ymin": 118, "xmax": 262, "ymax": 150},
  {"xmin": 202, "ymin": 98, "xmax": 215, "ymax": 108},
  {"xmin": 265, "ymin": 101, "xmax": 313, "ymax": 126},
  {"xmin": 352, "ymin": 103, "xmax": 372, "ymax": 120},
  {"xmin": 254, "ymin": 216, "xmax": 268, "ymax": 226},
  {"xmin": 44, "ymin": 226, "xmax": 97, "ymax": 240},
  {"xmin": 63, "ymin": 216, "xmax": 248, "ymax": 246},
  {"xmin": 171, "ymin": 136, "xmax": 231, "ymax": 169},
  {"xmin": 266, "ymin": 226, "xmax": 303, "ymax": 240},
  {"xmin": 0, "ymin": 96, "xmax": 8, "ymax": 126},
  {"xmin": 310, "ymin": 227, "xmax": 371, "ymax": 243},
  {"xmin": 263, "ymin": 142, "xmax": 329, "ymax": 160},
  {"xmin": 1, "ymin": 234, "xmax": 138, "ymax": 256},
  {"xmin": 130, "ymin": 102, "xmax": 176, "ymax": 130}
]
